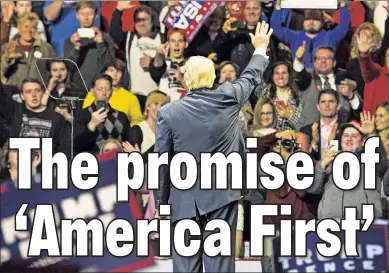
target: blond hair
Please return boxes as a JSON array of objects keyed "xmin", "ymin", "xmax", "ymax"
[
  {"xmin": 184, "ymin": 56, "xmax": 216, "ymax": 90},
  {"xmin": 17, "ymin": 12, "xmax": 39, "ymax": 28},
  {"xmin": 350, "ymin": 23, "xmax": 382, "ymax": 59},
  {"xmin": 252, "ymin": 98, "xmax": 277, "ymax": 132}
]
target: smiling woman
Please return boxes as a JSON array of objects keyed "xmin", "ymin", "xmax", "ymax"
[
  {"xmin": 1, "ymin": 12, "xmax": 55, "ymax": 89},
  {"xmin": 254, "ymin": 61, "xmax": 302, "ymax": 131}
]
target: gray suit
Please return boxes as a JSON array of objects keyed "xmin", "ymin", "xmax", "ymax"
[{"xmin": 154, "ymin": 53, "xmax": 269, "ymax": 272}]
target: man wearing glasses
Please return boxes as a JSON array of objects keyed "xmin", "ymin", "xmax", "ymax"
[{"xmin": 294, "ymin": 46, "xmax": 363, "ymax": 130}]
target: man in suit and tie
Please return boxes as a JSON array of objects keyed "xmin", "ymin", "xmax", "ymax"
[
  {"xmin": 153, "ymin": 22, "xmax": 273, "ymax": 272},
  {"xmin": 293, "ymin": 45, "xmax": 363, "ymax": 130}
]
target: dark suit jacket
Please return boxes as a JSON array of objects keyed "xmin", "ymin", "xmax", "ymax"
[
  {"xmin": 294, "ymin": 67, "xmax": 363, "ymax": 130},
  {"xmin": 154, "ymin": 53, "xmax": 269, "ymax": 222}
]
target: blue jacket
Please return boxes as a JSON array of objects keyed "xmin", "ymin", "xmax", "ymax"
[
  {"xmin": 270, "ymin": 6, "xmax": 351, "ymax": 68},
  {"xmin": 43, "ymin": 1, "xmax": 101, "ymax": 57}
]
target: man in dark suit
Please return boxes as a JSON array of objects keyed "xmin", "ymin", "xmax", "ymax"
[
  {"xmin": 153, "ymin": 22, "xmax": 273, "ymax": 272},
  {"xmin": 300, "ymin": 89, "xmax": 342, "ymax": 161},
  {"xmin": 293, "ymin": 45, "xmax": 363, "ymax": 130}
]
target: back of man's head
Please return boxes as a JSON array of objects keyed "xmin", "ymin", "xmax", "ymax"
[{"xmin": 184, "ymin": 56, "xmax": 216, "ymax": 91}]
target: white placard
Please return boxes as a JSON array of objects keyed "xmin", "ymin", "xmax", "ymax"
[{"xmin": 281, "ymin": 0, "xmax": 338, "ymax": 9}]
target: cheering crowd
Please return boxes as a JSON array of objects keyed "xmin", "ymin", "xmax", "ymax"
[{"xmin": 0, "ymin": 0, "xmax": 389, "ymax": 268}]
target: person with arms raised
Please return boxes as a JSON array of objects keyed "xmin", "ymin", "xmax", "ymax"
[{"xmin": 153, "ymin": 21, "xmax": 273, "ymax": 272}]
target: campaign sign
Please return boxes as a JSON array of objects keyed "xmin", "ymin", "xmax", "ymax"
[
  {"xmin": 0, "ymin": 152, "xmax": 154, "ymax": 272},
  {"xmin": 163, "ymin": 1, "xmax": 218, "ymax": 42},
  {"xmin": 273, "ymin": 221, "xmax": 389, "ymax": 273}
]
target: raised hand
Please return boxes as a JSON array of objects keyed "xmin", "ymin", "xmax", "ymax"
[
  {"xmin": 355, "ymin": 111, "xmax": 375, "ymax": 135},
  {"xmin": 222, "ymin": 17, "xmax": 238, "ymax": 33},
  {"xmin": 296, "ymin": 40, "xmax": 306, "ymax": 60},
  {"xmin": 357, "ymin": 32, "xmax": 376, "ymax": 54},
  {"xmin": 276, "ymin": 103, "xmax": 293, "ymax": 119},
  {"xmin": 338, "ymin": 80, "xmax": 355, "ymax": 99},
  {"xmin": 88, "ymin": 108, "xmax": 109, "ymax": 131},
  {"xmin": 321, "ymin": 145, "xmax": 338, "ymax": 169},
  {"xmin": 117, "ymin": 1, "xmax": 135, "ymax": 11},
  {"xmin": 249, "ymin": 21, "xmax": 273, "ymax": 50},
  {"xmin": 1, "ymin": 2, "xmax": 14, "ymax": 23},
  {"xmin": 140, "ymin": 54, "xmax": 152, "ymax": 69},
  {"xmin": 92, "ymin": 27, "xmax": 103, "ymax": 43},
  {"xmin": 6, "ymin": 41, "xmax": 23, "ymax": 59},
  {"xmin": 276, "ymin": 130, "xmax": 296, "ymax": 140},
  {"xmin": 122, "ymin": 141, "xmax": 140, "ymax": 153},
  {"xmin": 70, "ymin": 32, "xmax": 81, "ymax": 50}
]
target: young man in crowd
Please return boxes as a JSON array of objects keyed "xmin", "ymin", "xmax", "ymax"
[
  {"xmin": 43, "ymin": 0, "xmax": 101, "ymax": 56},
  {"xmin": 149, "ymin": 28, "xmax": 188, "ymax": 101},
  {"xmin": 9, "ymin": 78, "xmax": 70, "ymax": 157},
  {"xmin": 64, "ymin": 1, "xmax": 115, "ymax": 90},
  {"xmin": 83, "ymin": 58, "xmax": 143, "ymax": 126},
  {"xmin": 300, "ymin": 89, "xmax": 342, "ymax": 161},
  {"xmin": 310, "ymin": 115, "xmax": 389, "ymax": 219},
  {"xmin": 74, "ymin": 74, "xmax": 131, "ymax": 155}
]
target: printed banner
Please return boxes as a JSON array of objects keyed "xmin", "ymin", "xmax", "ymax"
[
  {"xmin": 0, "ymin": 152, "xmax": 154, "ymax": 272},
  {"xmin": 281, "ymin": 0, "xmax": 338, "ymax": 9},
  {"xmin": 272, "ymin": 220, "xmax": 389, "ymax": 273},
  {"xmin": 163, "ymin": 1, "xmax": 218, "ymax": 43}
]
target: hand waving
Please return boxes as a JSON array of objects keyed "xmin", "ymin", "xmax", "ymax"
[
  {"xmin": 357, "ymin": 32, "xmax": 376, "ymax": 54},
  {"xmin": 249, "ymin": 21, "xmax": 273, "ymax": 50},
  {"xmin": 355, "ymin": 111, "xmax": 375, "ymax": 135}
]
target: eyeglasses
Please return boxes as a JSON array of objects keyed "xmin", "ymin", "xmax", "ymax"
[
  {"xmin": 315, "ymin": 56, "xmax": 333, "ymax": 61},
  {"xmin": 135, "ymin": 17, "xmax": 150, "ymax": 23},
  {"xmin": 261, "ymin": 112, "xmax": 274, "ymax": 116}
]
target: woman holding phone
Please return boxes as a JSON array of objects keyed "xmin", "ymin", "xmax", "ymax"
[{"xmin": 254, "ymin": 61, "xmax": 303, "ymax": 131}]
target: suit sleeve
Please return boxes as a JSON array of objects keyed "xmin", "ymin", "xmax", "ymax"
[
  {"xmin": 153, "ymin": 110, "xmax": 173, "ymax": 208},
  {"xmin": 225, "ymin": 53, "xmax": 269, "ymax": 107}
]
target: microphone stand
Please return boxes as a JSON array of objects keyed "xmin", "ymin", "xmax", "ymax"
[{"xmin": 62, "ymin": 96, "xmax": 79, "ymax": 160}]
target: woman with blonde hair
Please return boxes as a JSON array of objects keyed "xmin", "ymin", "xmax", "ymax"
[
  {"xmin": 1, "ymin": 12, "xmax": 55, "ymax": 87},
  {"xmin": 346, "ymin": 18, "xmax": 388, "ymax": 97},
  {"xmin": 250, "ymin": 97, "xmax": 278, "ymax": 137},
  {"xmin": 99, "ymin": 139, "xmax": 123, "ymax": 154}
]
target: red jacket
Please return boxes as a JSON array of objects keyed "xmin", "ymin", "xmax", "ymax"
[{"xmin": 359, "ymin": 54, "xmax": 389, "ymax": 115}]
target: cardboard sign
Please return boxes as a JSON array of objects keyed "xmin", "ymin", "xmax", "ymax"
[
  {"xmin": 0, "ymin": 152, "xmax": 154, "ymax": 272},
  {"xmin": 272, "ymin": 220, "xmax": 389, "ymax": 273},
  {"xmin": 163, "ymin": 1, "xmax": 218, "ymax": 42},
  {"xmin": 281, "ymin": 0, "xmax": 338, "ymax": 9}
]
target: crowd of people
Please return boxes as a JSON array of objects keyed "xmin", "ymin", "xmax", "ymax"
[{"xmin": 0, "ymin": 0, "xmax": 389, "ymax": 269}]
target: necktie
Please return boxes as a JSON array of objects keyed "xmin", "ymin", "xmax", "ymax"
[{"xmin": 323, "ymin": 76, "xmax": 332, "ymax": 90}]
